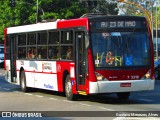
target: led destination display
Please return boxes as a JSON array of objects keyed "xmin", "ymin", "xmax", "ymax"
[{"xmin": 90, "ymin": 20, "xmax": 146, "ymax": 29}]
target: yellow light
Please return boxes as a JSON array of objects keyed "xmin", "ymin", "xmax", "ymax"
[
  {"xmin": 145, "ymin": 73, "xmax": 150, "ymax": 79},
  {"xmin": 97, "ymin": 75, "xmax": 103, "ymax": 81}
]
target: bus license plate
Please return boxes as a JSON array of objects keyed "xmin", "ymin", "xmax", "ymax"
[{"xmin": 120, "ymin": 83, "xmax": 131, "ymax": 87}]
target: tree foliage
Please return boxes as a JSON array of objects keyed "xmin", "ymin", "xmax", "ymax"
[
  {"xmin": 118, "ymin": 0, "xmax": 160, "ymax": 28},
  {"xmin": 0, "ymin": 0, "xmax": 118, "ymax": 41},
  {"xmin": 82, "ymin": 0, "xmax": 118, "ymax": 15}
]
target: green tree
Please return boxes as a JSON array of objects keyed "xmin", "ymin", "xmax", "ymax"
[
  {"xmin": 81, "ymin": 0, "xmax": 118, "ymax": 15},
  {"xmin": 0, "ymin": 0, "xmax": 17, "ymax": 41},
  {"xmin": 118, "ymin": 0, "xmax": 160, "ymax": 28},
  {"xmin": 0, "ymin": 0, "xmax": 87, "ymax": 41},
  {"xmin": 0, "ymin": 0, "xmax": 118, "ymax": 41}
]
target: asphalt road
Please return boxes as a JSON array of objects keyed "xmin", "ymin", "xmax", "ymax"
[{"xmin": 0, "ymin": 68, "xmax": 160, "ymax": 120}]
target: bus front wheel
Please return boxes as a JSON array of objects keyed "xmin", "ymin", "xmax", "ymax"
[
  {"xmin": 117, "ymin": 92, "xmax": 130, "ymax": 100},
  {"xmin": 65, "ymin": 75, "xmax": 77, "ymax": 101},
  {"xmin": 20, "ymin": 71, "xmax": 29, "ymax": 92}
]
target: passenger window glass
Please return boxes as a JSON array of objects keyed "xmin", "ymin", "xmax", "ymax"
[
  {"xmin": 28, "ymin": 33, "xmax": 36, "ymax": 45},
  {"xmin": 37, "ymin": 32, "xmax": 47, "ymax": 45},
  {"xmin": 18, "ymin": 47, "xmax": 26, "ymax": 59},
  {"xmin": 61, "ymin": 46, "xmax": 73, "ymax": 60},
  {"xmin": 27, "ymin": 47, "xmax": 37, "ymax": 59},
  {"xmin": 18, "ymin": 34, "xmax": 26, "ymax": 45},
  {"xmin": 61, "ymin": 31, "xmax": 73, "ymax": 44},
  {"xmin": 49, "ymin": 31, "xmax": 59, "ymax": 44},
  {"xmin": 37, "ymin": 46, "xmax": 47, "ymax": 59},
  {"xmin": 48, "ymin": 46, "xmax": 60, "ymax": 59}
]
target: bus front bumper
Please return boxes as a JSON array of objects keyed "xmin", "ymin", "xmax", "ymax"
[{"xmin": 89, "ymin": 79, "xmax": 155, "ymax": 94}]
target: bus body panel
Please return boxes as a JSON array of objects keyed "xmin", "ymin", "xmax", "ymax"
[
  {"xmin": 57, "ymin": 18, "xmax": 89, "ymax": 30},
  {"xmin": 16, "ymin": 60, "xmax": 58, "ymax": 91},
  {"xmin": 96, "ymin": 69, "xmax": 150, "ymax": 81},
  {"xmin": 5, "ymin": 59, "xmax": 75, "ymax": 92},
  {"xmin": 5, "ymin": 60, "xmax": 11, "ymax": 83},
  {"xmin": 56, "ymin": 61, "xmax": 75, "ymax": 92},
  {"xmin": 89, "ymin": 80, "xmax": 154, "ymax": 94}
]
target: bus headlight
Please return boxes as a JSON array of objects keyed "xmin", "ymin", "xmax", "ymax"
[
  {"xmin": 145, "ymin": 73, "xmax": 150, "ymax": 79},
  {"xmin": 142, "ymin": 70, "xmax": 151, "ymax": 79},
  {"xmin": 95, "ymin": 72, "xmax": 105, "ymax": 81}
]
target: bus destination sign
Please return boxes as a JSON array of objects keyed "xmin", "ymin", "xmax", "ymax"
[{"xmin": 91, "ymin": 21, "xmax": 146, "ymax": 29}]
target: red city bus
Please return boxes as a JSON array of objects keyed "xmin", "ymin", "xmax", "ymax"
[{"xmin": 4, "ymin": 15, "xmax": 155, "ymax": 100}]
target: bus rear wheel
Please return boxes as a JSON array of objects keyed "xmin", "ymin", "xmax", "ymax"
[
  {"xmin": 65, "ymin": 75, "xmax": 77, "ymax": 101},
  {"xmin": 117, "ymin": 92, "xmax": 130, "ymax": 100},
  {"xmin": 20, "ymin": 71, "xmax": 29, "ymax": 92}
]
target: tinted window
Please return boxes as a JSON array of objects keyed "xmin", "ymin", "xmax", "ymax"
[
  {"xmin": 28, "ymin": 33, "xmax": 36, "ymax": 45},
  {"xmin": 18, "ymin": 34, "xmax": 26, "ymax": 45},
  {"xmin": 18, "ymin": 47, "xmax": 26, "ymax": 59},
  {"xmin": 37, "ymin": 32, "xmax": 47, "ymax": 45},
  {"xmin": 49, "ymin": 31, "xmax": 59, "ymax": 44},
  {"xmin": 61, "ymin": 31, "xmax": 73, "ymax": 44}
]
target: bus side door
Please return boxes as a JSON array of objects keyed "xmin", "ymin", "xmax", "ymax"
[
  {"xmin": 75, "ymin": 31, "xmax": 87, "ymax": 91},
  {"xmin": 10, "ymin": 35, "xmax": 17, "ymax": 82}
]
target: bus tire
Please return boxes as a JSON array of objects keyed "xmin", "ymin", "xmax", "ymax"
[
  {"xmin": 20, "ymin": 71, "xmax": 29, "ymax": 92},
  {"xmin": 117, "ymin": 92, "xmax": 130, "ymax": 100},
  {"xmin": 65, "ymin": 75, "xmax": 77, "ymax": 101}
]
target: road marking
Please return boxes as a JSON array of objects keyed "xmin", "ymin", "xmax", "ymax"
[
  {"xmin": 13, "ymin": 91, "xmax": 20, "ymax": 93},
  {"xmin": 49, "ymin": 98, "xmax": 58, "ymax": 100},
  {"xmin": 35, "ymin": 95, "xmax": 43, "ymax": 98},
  {"xmin": 24, "ymin": 93, "xmax": 33, "ymax": 96},
  {"xmin": 63, "ymin": 100, "xmax": 73, "ymax": 103},
  {"xmin": 138, "ymin": 99, "xmax": 154, "ymax": 102},
  {"xmin": 98, "ymin": 107, "xmax": 114, "ymax": 111},
  {"xmin": 79, "ymin": 103, "xmax": 91, "ymax": 107}
]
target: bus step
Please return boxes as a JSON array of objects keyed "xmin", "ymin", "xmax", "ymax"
[{"xmin": 78, "ymin": 91, "xmax": 87, "ymax": 95}]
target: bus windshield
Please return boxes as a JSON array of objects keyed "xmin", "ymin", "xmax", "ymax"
[{"xmin": 91, "ymin": 32, "xmax": 150, "ymax": 68}]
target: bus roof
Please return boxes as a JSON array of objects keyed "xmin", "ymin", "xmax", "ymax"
[
  {"xmin": 5, "ymin": 18, "xmax": 89, "ymax": 35},
  {"xmin": 5, "ymin": 15, "xmax": 146, "ymax": 35},
  {"xmin": 6, "ymin": 21, "xmax": 57, "ymax": 34}
]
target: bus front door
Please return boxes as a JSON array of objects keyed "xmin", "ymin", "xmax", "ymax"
[{"xmin": 75, "ymin": 31, "xmax": 87, "ymax": 92}]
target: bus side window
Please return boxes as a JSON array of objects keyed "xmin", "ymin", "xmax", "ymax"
[
  {"xmin": 60, "ymin": 30, "xmax": 73, "ymax": 60},
  {"xmin": 38, "ymin": 46, "xmax": 47, "ymax": 59},
  {"xmin": 27, "ymin": 47, "xmax": 36, "ymax": 59},
  {"xmin": 61, "ymin": 46, "xmax": 72, "ymax": 60},
  {"xmin": 48, "ymin": 46, "xmax": 59, "ymax": 60},
  {"xmin": 18, "ymin": 47, "xmax": 26, "ymax": 59},
  {"xmin": 66, "ymin": 46, "xmax": 72, "ymax": 59}
]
